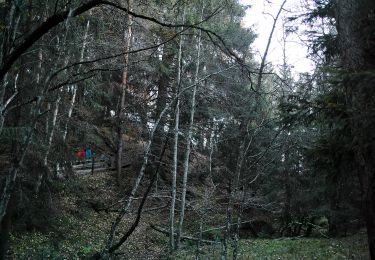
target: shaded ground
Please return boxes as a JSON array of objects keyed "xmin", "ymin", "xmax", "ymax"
[
  {"xmin": 175, "ymin": 232, "xmax": 369, "ymax": 259},
  {"xmin": 10, "ymin": 171, "xmax": 169, "ymax": 259},
  {"xmin": 9, "ymin": 171, "xmax": 369, "ymax": 259}
]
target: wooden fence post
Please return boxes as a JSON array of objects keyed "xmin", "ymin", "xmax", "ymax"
[{"xmin": 91, "ymin": 155, "xmax": 95, "ymax": 175}]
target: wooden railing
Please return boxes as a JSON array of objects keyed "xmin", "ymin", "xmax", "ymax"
[{"xmin": 72, "ymin": 155, "xmax": 111, "ymax": 174}]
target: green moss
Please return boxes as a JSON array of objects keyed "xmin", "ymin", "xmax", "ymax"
[{"xmin": 174, "ymin": 232, "xmax": 369, "ymax": 259}]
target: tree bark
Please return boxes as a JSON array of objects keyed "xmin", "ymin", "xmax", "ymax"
[
  {"xmin": 35, "ymin": 95, "xmax": 61, "ymax": 193},
  {"xmin": 233, "ymin": 187, "xmax": 246, "ymax": 260},
  {"xmin": 169, "ymin": 7, "xmax": 185, "ymax": 250},
  {"xmin": 176, "ymin": 18, "xmax": 202, "ymax": 249},
  {"xmin": 0, "ymin": 193, "xmax": 15, "ymax": 260},
  {"xmin": 334, "ymin": 0, "xmax": 375, "ymax": 258},
  {"xmin": 0, "ymin": 96, "xmax": 43, "ymax": 223},
  {"xmin": 62, "ymin": 19, "xmax": 90, "ymax": 141},
  {"xmin": 151, "ymin": 49, "xmax": 173, "ymax": 180},
  {"xmin": 0, "ymin": 73, "xmax": 17, "ymax": 135},
  {"xmin": 116, "ymin": 0, "xmax": 133, "ymax": 185},
  {"xmin": 104, "ymin": 100, "xmax": 172, "ymax": 252},
  {"xmin": 169, "ymin": 91, "xmax": 180, "ymax": 251},
  {"xmin": 105, "ymin": 131, "xmax": 173, "ymax": 256}
]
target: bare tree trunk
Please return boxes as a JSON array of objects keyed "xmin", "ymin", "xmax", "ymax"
[
  {"xmin": 333, "ymin": 1, "xmax": 375, "ymax": 258},
  {"xmin": 35, "ymin": 95, "xmax": 61, "ymax": 193},
  {"xmin": 0, "ymin": 14, "xmax": 74, "ymax": 223},
  {"xmin": 169, "ymin": 95, "xmax": 180, "ymax": 251},
  {"xmin": 223, "ymin": 119, "xmax": 255, "ymax": 258},
  {"xmin": 195, "ymin": 217, "xmax": 203, "ymax": 260},
  {"xmin": 233, "ymin": 186, "xmax": 245, "ymax": 260},
  {"xmin": 175, "ymin": 12, "xmax": 202, "ymax": 249},
  {"xmin": 104, "ymin": 101, "xmax": 172, "ymax": 253},
  {"xmin": 152, "ymin": 50, "xmax": 170, "ymax": 176},
  {"xmin": 0, "ymin": 96, "xmax": 43, "ymax": 223},
  {"xmin": 103, "ymin": 68, "xmax": 210, "ymax": 253},
  {"xmin": 0, "ymin": 193, "xmax": 15, "ymax": 260},
  {"xmin": 169, "ymin": 7, "xmax": 185, "ymax": 250},
  {"xmin": 62, "ymin": 19, "xmax": 90, "ymax": 141},
  {"xmin": 222, "ymin": 181, "xmax": 231, "ymax": 260},
  {"xmin": 0, "ymin": 73, "xmax": 18, "ymax": 135},
  {"xmin": 208, "ymin": 122, "xmax": 214, "ymax": 174},
  {"xmin": 116, "ymin": 0, "xmax": 133, "ymax": 185},
  {"xmin": 255, "ymin": 0, "xmax": 287, "ymax": 106},
  {"xmin": 0, "ymin": 1, "xmax": 20, "ymax": 122},
  {"xmin": 222, "ymin": 136, "xmax": 245, "ymax": 259},
  {"xmin": 58, "ymin": 19, "xmax": 90, "ymax": 175},
  {"xmin": 104, "ymin": 131, "xmax": 171, "ymax": 257}
]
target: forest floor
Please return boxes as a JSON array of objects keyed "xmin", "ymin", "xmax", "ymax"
[
  {"xmin": 175, "ymin": 233, "xmax": 369, "ymax": 259},
  {"xmin": 9, "ymin": 170, "xmax": 369, "ymax": 259}
]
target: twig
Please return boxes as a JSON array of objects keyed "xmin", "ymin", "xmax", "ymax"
[{"xmin": 150, "ymin": 224, "xmax": 220, "ymax": 245}]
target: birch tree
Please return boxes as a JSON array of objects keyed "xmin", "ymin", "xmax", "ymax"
[
  {"xmin": 62, "ymin": 19, "xmax": 91, "ymax": 142},
  {"xmin": 169, "ymin": 5, "xmax": 185, "ymax": 251},
  {"xmin": 175, "ymin": 6, "xmax": 203, "ymax": 249}
]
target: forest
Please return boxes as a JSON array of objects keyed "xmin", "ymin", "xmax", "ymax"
[{"xmin": 0, "ymin": 0, "xmax": 374, "ymax": 259}]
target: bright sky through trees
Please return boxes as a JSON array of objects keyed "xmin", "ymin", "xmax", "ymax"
[{"xmin": 240, "ymin": 0, "xmax": 314, "ymax": 75}]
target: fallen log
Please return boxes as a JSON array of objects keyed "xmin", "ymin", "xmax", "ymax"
[{"xmin": 150, "ymin": 224, "xmax": 220, "ymax": 245}]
